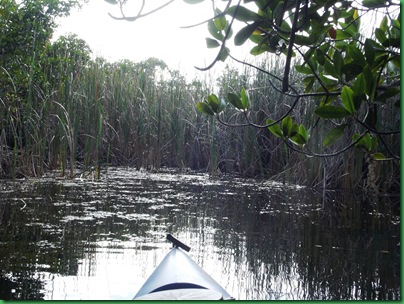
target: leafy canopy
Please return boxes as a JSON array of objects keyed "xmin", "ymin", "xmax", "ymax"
[
  {"xmin": 0, "ymin": 0, "xmax": 84, "ymax": 102},
  {"xmin": 105, "ymin": 0, "xmax": 400, "ymax": 161}
]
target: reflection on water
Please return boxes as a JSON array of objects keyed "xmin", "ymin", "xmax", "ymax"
[{"xmin": 0, "ymin": 168, "xmax": 400, "ymax": 300}]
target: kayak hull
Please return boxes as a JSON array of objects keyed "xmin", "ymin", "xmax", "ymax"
[{"xmin": 133, "ymin": 245, "xmax": 233, "ymax": 300}]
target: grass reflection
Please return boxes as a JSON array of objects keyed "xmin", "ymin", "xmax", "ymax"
[{"xmin": 0, "ymin": 168, "xmax": 400, "ymax": 300}]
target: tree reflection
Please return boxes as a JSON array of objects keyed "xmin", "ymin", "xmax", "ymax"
[
  {"xmin": 201, "ymin": 189, "xmax": 400, "ymax": 300},
  {"xmin": 0, "ymin": 172, "xmax": 400, "ymax": 300}
]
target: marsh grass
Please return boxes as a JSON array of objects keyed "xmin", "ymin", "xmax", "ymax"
[{"xmin": 0, "ymin": 52, "xmax": 399, "ymax": 191}]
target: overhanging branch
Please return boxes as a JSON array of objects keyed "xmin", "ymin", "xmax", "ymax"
[{"xmin": 108, "ymin": 0, "xmax": 175, "ymax": 22}]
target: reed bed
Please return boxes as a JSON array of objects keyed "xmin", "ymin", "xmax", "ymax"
[{"xmin": 0, "ymin": 44, "xmax": 399, "ymax": 192}]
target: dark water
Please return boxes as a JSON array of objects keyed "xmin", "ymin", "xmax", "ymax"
[{"xmin": 0, "ymin": 167, "xmax": 400, "ymax": 300}]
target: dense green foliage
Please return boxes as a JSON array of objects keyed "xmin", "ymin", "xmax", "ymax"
[
  {"xmin": 186, "ymin": 0, "xmax": 400, "ymax": 162},
  {"xmin": 0, "ymin": 0, "xmax": 400, "ymax": 192},
  {"xmin": 104, "ymin": 0, "xmax": 399, "ymax": 190},
  {"xmin": 105, "ymin": 0, "xmax": 400, "ymax": 163},
  {"xmin": 1, "ymin": 0, "xmax": 82, "ymax": 97},
  {"xmin": 0, "ymin": 0, "xmax": 83, "ymax": 178}
]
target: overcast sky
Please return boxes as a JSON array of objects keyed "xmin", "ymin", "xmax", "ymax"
[
  {"xmin": 53, "ymin": 0, "xmax": 245, "ymax": 77},
  {"xmin": 53, "ymin": 1, "xmax": 398, "ymax": 80}
]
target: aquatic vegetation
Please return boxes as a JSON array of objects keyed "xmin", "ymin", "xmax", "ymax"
[
  {"xmin": 0, "ymin": 33, "xmax": 399, "ymax": 191},
  {"xmin": 0, "ymin": 168, "xmax": 400, "ymax": 300}
]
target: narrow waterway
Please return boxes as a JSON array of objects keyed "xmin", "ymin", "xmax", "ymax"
[{"xmin": 0, "ymin": 167, "xmax": 400, "ymax": 300}]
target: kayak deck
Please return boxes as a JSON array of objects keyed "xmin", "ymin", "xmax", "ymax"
[
  {"xmin": 135, "ymin": 288, "xmax": 224, "ymax": 300},
  {"xmin": 133, "ymin": 235, "xmax": 233, "ymax": 300}
]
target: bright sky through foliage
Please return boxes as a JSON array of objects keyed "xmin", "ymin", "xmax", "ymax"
[{"xmin": 54, "ymin": 0, "xmax": 232, "ymax": 76}]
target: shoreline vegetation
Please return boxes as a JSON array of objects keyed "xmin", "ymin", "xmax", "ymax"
[{"xmin": 1, "ymin": 28, "xmax": 400, "ymax": 192}]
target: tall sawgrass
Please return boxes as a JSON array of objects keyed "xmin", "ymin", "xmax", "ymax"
[
  {"xmin": 212, "ymin": 56, "xmax": 400, "ymax": 191},
  {"xmin": 0, "ymin": 49, "xmax": 399, "ymax": 192}
]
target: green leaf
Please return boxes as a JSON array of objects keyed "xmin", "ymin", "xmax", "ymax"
[
  {"xmin": 219, "ymin": 47, "xmax": 230, "ymax": 62},
  {"xmin": 304, "ymin": 48, "xmax": 315, "ymax": 61},
  {"xmin": 375, "ymin": 28, "xmax": 387, "ymax": 44},
  {"xmin": 353, "ymin": 9, "xmax": 360, "ymax": 31},
  {"xmin": 335, "ymin": 29, "xmax": 353, "ymax": 40},
  {"xmin": 362, "ymin": 0, "xmax": 387, "ymax": 8},
  {"xmin": 347, "ymin": 45, "xmax": 366, "ymax": 67},
  {"xmin": 280, "ymin": 20, "xmax": 291, "ymax": 32},
  {"xmin": 351, "ymin": 73, "xmax": 366, "ymax": 109},
  {"xmin": 315, "ymin": 49, "xmax": 326, "ymax": 65},
  {"xmin": 240, "ymin": 88, "xmax": 249, "ymax": 109},
  {"xmin": 208, "ymin": 20, "xmax": 224, "ymax": 40},
  {"xmin": 227, "ymin": 92, "xmax": 243, "ymax": 110},
  {"xmin": 104, "ymin": 0, "xmax": 118, "ymax": 4},
  {"xmin": 370, "ymin": 135, "xmax": 378, "ymax": 151},
  {"xmin": 380, "ymin": 15, "xmax": 388, "ymax": 32},
  {"xmin": 363, "ymin": 65, "xmax": 376, "ymax": 99},
  {"xmin": 224, "ymin": 21, "xmax": 234, "ymax": 40},
  {"xmin": 249, "ymin": 33, "xmax": 266, "ymax": 44},
  {"xmin": 318, "ymin": 74, "xmax": 338, "ymax": 87},
  {"xmin": 371, "ymin": 152, "xmax": 386, "ymax": 160},
  {"xmin": 273, "ymin": 1, "xmax": 285, "ymax": 25},
  {"xmin": 353, "ymin": 133, "xmax": 377, "ymax": 152},
  {"xmin": 323, "ymin": 124, "xmax": 347, "ymax": 147},
  {"xmin": 333, "ymin": 50, "xmax": 343, "ymax": 78},
  {"xmin": 183, "ymin": 0, "xmax": 205, "ymax": 3},
  {"xmin": 353, "ymin": 133, "xmax": 369, "ymax": 151},
  {"xmin": 295, "ymin": 64, "xmax": 313, "ymax": 75},
  {"xmin": 294, "ymin": 34, "xmax": 314, "ymax": 46},
  {"xmin": 290, "ymin": 134, "xmax": 307, "ymax": 145},
  {"xmin": 281, "ymin": 116, "xmax": 293, "ymax": 137},
  {"xmin": 234, "ymin": 22, "xmax": 259, "ymax": 46},
  {"xmin": 364, "ymin": 106, "xmax": 377, "ymax": 128},
  {"xmin": 298, "ymin": 124, "xmax": 309, "ymax": 143},
  {"xmin": 342, "ymin": 62, "xmax": 364, "ymax": 82},
  {"xmin": 319, "ymin": 42, "xmax": 330, "ymax": 55},
  {"xmin": 372, "ymin": 54, "xmax": 389, "ymax": 69},
  {"xmin": 303, "ymin": 76, "xmax": 316, "ymax": 93},
  {"xmin": 207, "ymin": 94, "xmax": 225, "ymax": 113},
  {"xmin": 339, "ymin": 21, "xmax": 359, "ymax": 37},
  {"xmin": 352, "ymin": 73, "xmax": 365, "ymax": 95},
  {"xmin": 392, "ymin": 18, "xmax": 400, "ymax": 31},
  {"xmin": 383, "ymin": 37, "xmax": 400, "ymax": 48},
  {"xmin": 290, "ymin": 123, "xmax": 299, "ymax": 137},
  {"xmin": 196, "ymin": 102, "xmax": 214, "ymax": 115},
  {"xmin": 250, "ymin": 44, "xmax": 271, "ymax": 56},
  {"xmin": 206, "ymin": 38, "xmax": 220, "ymax": 48},
  {"xmin": 309, "ymin": 25, "xmax": 327, "ymax": 45},
  {"xmin": 315, "ymin": 105, "xmax": 351, "ymax": 118},
  {"xmin": 364, "ymin": 39, "xmax": 376, "ymax": 65},
  {"xmin": 324, "ymin": 61, "xmax": 339, "ymax": 79},
  {"xmin": 214, "ymin": 9, "xmax": 227, "ymax": 31},
  {"xmin": 290, "ymin": 124, "xmax": 309, "ymax": 145},
  {"xmin": 341, "ymin": 86, "xmax": 356, "ymax": 114},
  {"xmin": 375, "ymin": 87, "xmax": 400, "ymax": 102},
  {"xmin": 226, "ymin": 5, "xmax": 262, "ymax": 22},
  {"xmin": 267, "ymin": 119, "xmax": 283, "ymax": 138}
]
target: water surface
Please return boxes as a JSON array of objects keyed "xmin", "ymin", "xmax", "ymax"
[{"xmin": 0, "ymin": 167, "xmax": 400, "ymax": 300}]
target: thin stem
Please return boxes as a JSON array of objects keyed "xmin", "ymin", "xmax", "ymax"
[
  {"xmin": 109, "ymin": 0, "xmax": 175, "ymax": 22},
  {"xmin": 282, "ymin": 0, "xmax": 301, "ymax": 92},
  {"xmin": 195, "ymin": 0, "xmax": 240, "ymax": 71},
  {"xmin": 287, "ymin": 130, "xmax": 369, "ymax": 158}
]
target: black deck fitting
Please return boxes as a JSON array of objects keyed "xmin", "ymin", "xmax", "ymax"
[{"xmin": 166, "ymin": 234, "xmax": 191, "ymax": 252}]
